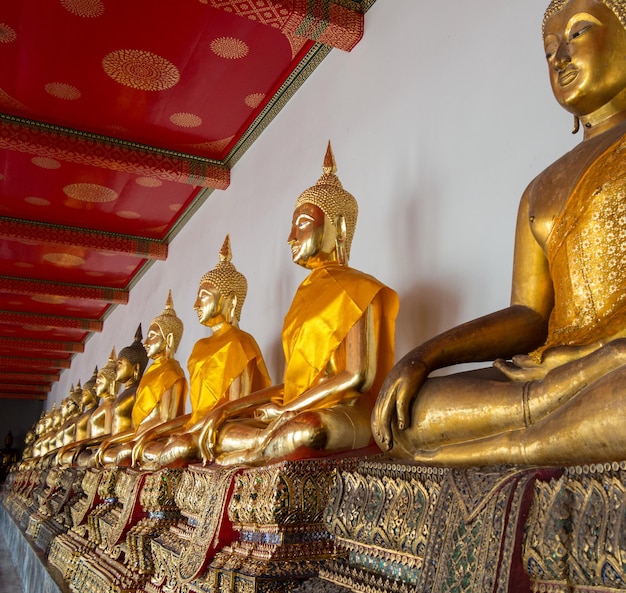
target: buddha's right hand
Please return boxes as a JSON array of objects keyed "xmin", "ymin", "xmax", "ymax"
[
  {"xmin": 198, "ymin": 408, "xmax": 228, "ymax": 464},
  {"xmin": 373, "ymin": 355, "xmax": 429, "ymax": 451}
]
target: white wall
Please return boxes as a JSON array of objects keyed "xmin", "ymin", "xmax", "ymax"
[{"xmin": 48, "ymin": 0, "xmax": 578, "ymax": 407}]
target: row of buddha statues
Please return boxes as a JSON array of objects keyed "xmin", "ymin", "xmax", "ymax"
[
  {"xmin": 22, "ymin": 142, "xmax": 399, "ymax": 474},
  {"xmin": 16, "ymin": 0, "xmax": 626, "ymax": 475}
]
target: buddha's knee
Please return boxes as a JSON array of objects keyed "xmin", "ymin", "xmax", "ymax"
[
  {"xmin": 287, "ymin": 411, "xmax": 328, "ymax": 451},
  {"xmin": 604, "ymin": 337, "xmax": 626, "ymax": 362}
]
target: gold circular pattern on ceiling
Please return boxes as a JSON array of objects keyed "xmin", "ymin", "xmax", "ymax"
[
  {"xmin": 211, "ymin": 37, "xmax": 249, "ymax": 59},
  {"xmin": 136, "ymin": 177, "xmax": 162, "ymax": 187},
  {"xmin": 45, "ymin": 82, "xmax": 81, "ymax": 100},
  {"xmin": 25, "ymin": 196, "xmax": 51, "ymax": 206},
  {"xmin": 0, "ymin": 23, "xmax": 17, "ymax": 43},
  {"xmin": 116, "ymin": 210, "xmax": 140, "ymax": 219},
  {"xmin": 64, "ymin": 183, "xmax": 118, "ymax": 203},
  {"xmin": 169, "ymin": 203, "xmax": 182, "ymax": 211},
  {"xmin": 14, "ymin": 262, "xmax": 34, "ymax": 268},
  {"xmin": 245, "ymin": 93, "xmax": 265, "ymax": 108},
  {"xmin": 43, "ymin": 253, "xmax": 86, "ymax": 267},
  {"xmin": 170, "ymin": 112, "xmax": 202, "ymax": 128},
  {"xmin": 102, "ymin": 50, "xmax": 180, "ymax": 91},
  {"xmin": 0, "ymin": 173, "xmax": 4, "ymax": 181},
  {"xmin": 60, "ymin": 0, "xmax": 105, "ymax": 18},
  {"xmin": 32, "ymin": 157, "xmax": 61, "ymax": 169}
]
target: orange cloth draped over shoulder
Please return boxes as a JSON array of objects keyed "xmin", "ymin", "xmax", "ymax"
[
  {"xmin": 532, "ymin": 133, "xmax": 626, "ymax": 359},
  {"xmin": 131, "ymin": 357, "xmax": 188, "ymax": 427},
  {"xmin": 187, "ymin": 325, "xmax": 271, "ymax": 425},
  {"xmin": 281, "ymin": 261, "xmax": 399, "ymax": 408}
]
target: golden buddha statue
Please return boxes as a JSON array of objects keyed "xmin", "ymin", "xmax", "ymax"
[
  {"xmin": 54, "ymin": 384, "xmax": 83, "ymax": 450},
  {"xmin": 75, "ymin": 328, "xmax": 149, "ymax": 468},
  {"xmin": 374, "ymin": 0, "xmax": 626, "ymax": 466},
  {"xmin": 131, "ymin": 236, "xmax": 271, "ymax": 469},
  {"xmin": 55, "ymin": 367, "xmax": 99, "ymax": 467},
  {"xmin": 61, "ymin": 350, "xmax": 119, "ymax": 466},
  {"xmin": 95, "ymin": 293, "xmax": 187, "ymax": 467},
  {"xmin": 198, "ymin": 143, "xmax": 399, "ymax": 467}
]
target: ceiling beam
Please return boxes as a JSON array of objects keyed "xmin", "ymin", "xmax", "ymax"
[
  {"xmin": 0, "ymin": 217, "xmax": 168, "ymax": 261},
  {"xmin": 207, "ymin": 0, "xmax": 366, "ymax": 51},
  {"xmin": 0, "ymin": 310, "xmax": 103, "ymax": 332},
  {"xmin": 0, "ymin": 115, "xmax": 230, "ymax": 190},
  {"xmin": 1, "ymin": 276, "xmax": 128, "ymax": 304},
  {"xmin": 0, "ymin": 357, "xmax": 71, "ymax": 370},
  {"xmin": 0, "ymin": 372, "xmax": 59, "ymax": 384},
  {"xmin": 0, "ymin": 393, "xmax": 47, "ymax": 401},
  {"xmin": 0, "ymin": 337, "xmax": 84, "ymax": 354}
]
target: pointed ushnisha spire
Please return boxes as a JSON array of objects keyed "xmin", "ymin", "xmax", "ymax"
[
  {"xmin": 322, "ymin": 140, "xmax": 337, "ymax": 176},
  {"xmin": 219, "ymin": 234, "xmax": 232, "ymax": 263}
]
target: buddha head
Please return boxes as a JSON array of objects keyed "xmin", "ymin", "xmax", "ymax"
[
  {"xmin": 195, "ymin": 235, "xmax": 248, "ymax": 326},
  {"xmin": 65, "ymin": 382, "xmax": 82, "ymax": 417},
  {"xmin": 82, "ymin": 366, "xmax": 99, "ymax": 408},
  {"xmin": 96, "ymin": 349, "xmax": 118, "ymax": 399},
  {"xmin": 290, "ymin": 141, "xmax": 358, "ymax": 269},
  {"xmin": 543, "ymin": 0, "xmax": 626, "ymax": 121},
  {"xmin": 145, "ymin": 290, "xmax": 184, "ymax": 359},
  {"xmin": 117, "ymin": 324, "xmax": 149, "ymax": 385}
]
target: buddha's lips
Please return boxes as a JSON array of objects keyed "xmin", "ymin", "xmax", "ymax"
[{"xmin": 559, "ymin": 68, "xmax": 578, "ymax": 86}]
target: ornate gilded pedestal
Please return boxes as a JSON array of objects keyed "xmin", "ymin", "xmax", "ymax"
[
  {"xmin": 195, "ymin": 455, "xmax": 370, "ymax": 593},
  {"xmin": 309, "ymin": 460, "xmax": 555, "ymax": 593},
  {"xmin": 148, "ymin": 464, "xmax": 240, "ymax": 593},
  {"xmin": 48, "ymin": 468, "xmax": 119, "ymax": 581},
  {"xmin": 524, "ymin": 462, "xmax": 626, "ymax": 593},
  {"xmin": 68, "ymin": 468, "xmax": 182, "ymax": 593},
  {"xmin": 26, "ymin": 467, "xmax": 84, "ymax": 553}
]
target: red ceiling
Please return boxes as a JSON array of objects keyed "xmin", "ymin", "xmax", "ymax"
[{"xmin": 0, "ymin": 0, "xmax": 372, "ymax": 400}]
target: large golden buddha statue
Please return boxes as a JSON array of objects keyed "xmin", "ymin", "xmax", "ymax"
[
  {"xmin": 64, "ymin": 349, "xmax": 119, "ymax": 467},
  {"xmin": 55, "ymin": 367, "xmax": 100, "ymax": 467},
  {"xmin": 76, "ymin": 328, "xmax": 149, "ymax": 468},
  {"xmin": 198, "ymin": 143, "xmax": 399, "ymax": 466},
  {"xmin": 374, "ymin": 0, "xmax": 626, "ymax": 466},
  {"xmin": 95, "ymin": 292, "xmax": 188, "ymax": 467},
  {"xmin": 131, "ymin": 236, "xmax": 271, "ymax": 469}
]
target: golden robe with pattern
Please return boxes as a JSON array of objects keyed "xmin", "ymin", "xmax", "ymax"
[
  {"xmin": 131, "ymin": 357, "xmax": 188, "ymax": 428},
  {"xmin": 538, "ymin": 133, "xmax": 626, "ymax": 356},
  {"xmin": 281, "ymin": 262, "xmax": 399, "ymax": 409},
  {"xmin": 187, "ymin": 325, "xmax": 271, "ymax": 425}
]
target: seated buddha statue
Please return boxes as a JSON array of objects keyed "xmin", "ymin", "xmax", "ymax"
[
  {"xmin": 55, "ymin": 367, "xmax": 100, "ymax": 467},
  {"xmin": 77, "ymin": 329, "xmax": 149, "ymax": 468},
  {"xmin": 198, "ymin": 143, "xmax": 399, "ymax": 466},
  {"xmin": 374, "ymin": 0, "xmax": 626, "ymax": 467},
  {"xmin": 64, "ymin": 350, "xmax": 119, "ymax": 466},
  {"xmin": 95, "ymin": 292, "xmax": 187, "ymax": 467},
  {"xmin": 131, "ymin": 236, "xmax": 271, "ymax": 469},
  {"xmin": 51, "ymin": 385, "xmax": 83, "ymax": 452}
]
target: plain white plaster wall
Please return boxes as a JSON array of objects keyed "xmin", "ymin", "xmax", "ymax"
[{"xmin": 47, "ymin": 0, "xmax": 579, "ymax": 408}]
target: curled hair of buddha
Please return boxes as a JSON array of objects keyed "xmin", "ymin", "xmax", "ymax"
[
  {"xmin": 82, "ymin": 366, "xmax": 98, "ymax": 398},
  {"xmin": 69, "ymin": 382, "xmax": 83, "ymax": 407},
  {"xmin": 118, "ymin": 324, "xmax": 149, "ymax": 376},
  {"xmin": 151, "ymin": 290, "xmax": 184, "ymax": 354},
  {"xmin": 199, "ymin": 235, "xmax": 248, "ymax": 322},
  {"xmin": 294, "ymin": 141, "xmax": 358, "ymax": 260},
  {"xmin": 543, "ymin": 0, "xmax": 626, "ymax": 33},
  {"xmin": 99, "ymin": 349, "xmax": 117, "ymax": 385}
]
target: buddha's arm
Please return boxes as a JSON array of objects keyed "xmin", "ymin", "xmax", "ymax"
[
  {"xmin": 198, "ymin": 385, "xmax": 283, "ymax": 462},
  {"xmin": 255, "ymin": 305, "xmax": 375, "ymax": 422},
  {"xmin": 374, "ymin": 190, "xmax": 552, "ymax": 451},
  {"xmin": 130, "ymin": 413, "xmax": 191, "ymax": 466}
]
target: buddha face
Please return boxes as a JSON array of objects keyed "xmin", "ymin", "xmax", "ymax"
[
  {"xmin": 288, "ymin": 203, "xmax": 336, "ymax": 268},
  {"xmin": 96, "ymin": 371, "xmax": 113, "ymax": 398},
  {"xmin": 194, "ymin": 282, "xmax": 223, "ymax": 326},
  {"xmin": 544, "ymin": 0, "xmax": 626, "ymax": 117},
  {"xmin": 144, "ymin": 322, "xmax": 167, "ymax": 359},
  {"xmin": 116, "ymin": 356, "xmax": 136, "ymax": 384}
]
